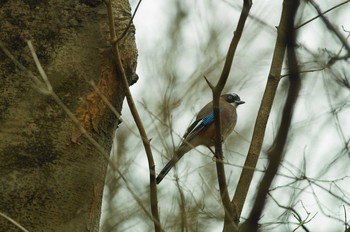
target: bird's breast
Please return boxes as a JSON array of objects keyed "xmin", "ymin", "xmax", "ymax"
[{"xmin": 220, "ymin": 105, "xmax": 237, "ymax": 139}]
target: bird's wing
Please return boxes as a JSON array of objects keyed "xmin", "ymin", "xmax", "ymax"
[
  {"xmin": 181, "ymin": 99, "xmax": 224, "ymax": 144},
  {"xmin": 182, "ymin": 111, "xmax": 219, "ymax": 142}
]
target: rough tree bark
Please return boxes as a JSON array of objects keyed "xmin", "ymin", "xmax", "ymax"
[{"xmin": 0, "ymin": 0, "xmax": 137, "ymax": 231}]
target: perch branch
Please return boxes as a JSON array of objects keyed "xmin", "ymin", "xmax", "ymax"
[{"xmin": 205, "ymin": 0, "xmax": 252, "ymax": 231}]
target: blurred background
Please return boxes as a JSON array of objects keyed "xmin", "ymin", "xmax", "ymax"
[{"xmin": 101, "ymin": 0, "xmax": 350, "ymax": 231}]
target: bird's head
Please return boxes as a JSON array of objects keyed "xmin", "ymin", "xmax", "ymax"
[{"xmin": 222, "ymin": 93, "xmax": 245, "ymax": 107}]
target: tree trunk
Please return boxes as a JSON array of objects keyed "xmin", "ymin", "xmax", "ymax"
[{"xmin": 0, "ymin": 0, "xmax": 137, "ymax": 231}]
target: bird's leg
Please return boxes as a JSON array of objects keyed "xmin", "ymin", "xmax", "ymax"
[
  {"xmin": 209, "ymin": 145, "xmax": 227, "ymax": 162},
  {"xmin": 208, "ymin": 146, "xmax": 215, "ymax": 155},
  {"xmin": 208, "ymin": 147, "xmax": 220, "ymax": 162}
]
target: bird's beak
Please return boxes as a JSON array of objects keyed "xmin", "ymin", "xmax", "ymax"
[{"xmin": 236, "ymin": 100, "xmax": 245, "ymax": 105}]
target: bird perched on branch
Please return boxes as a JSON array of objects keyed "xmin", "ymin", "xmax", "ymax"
[{"xmin": 156, "ymin": 93, "xmax": 245, "ymax": 184}]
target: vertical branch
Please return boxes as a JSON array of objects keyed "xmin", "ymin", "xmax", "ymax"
[
  {"xmin": 206, "ymin": 0, "xmax": 252, "ymax": 231},
  {"xmin": 241, "ymin": 1, "xmax": 300, "ymax": 231},
  {"xmin": 104, "ymin": 1, "xmax": 161, "ymax": 231},
  {"xmin": 232, "ymin": 0, "xmax": 299, "ymax": 221}
]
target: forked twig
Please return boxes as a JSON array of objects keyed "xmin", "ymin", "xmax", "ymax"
[{"xmin": 205, "ymin": 0, "xmax": 252, "ymax": 231}]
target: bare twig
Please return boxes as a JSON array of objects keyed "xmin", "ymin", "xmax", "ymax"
[
  {"xmin": 343, "ymin": 205, "xmax": 350, "ymax": 232},
  {"xmin": 116, "ymin": 0, "xmax": 143, "ymax": 43},
  {"xmin": 336, "ymin": 27, "xmax": 350, "ymax": 58},
  {"xmin": 175, "ymin": 178, "xmax": 189, "ymax": 231},
  {"xmin": 268, "ymin": 194, "xmax": 311, "ymax": 232},
  {"xmin": 104, "ymin": 1, "xmax": 161, "ymax": 231},
  {"xmin": 307, "ymin": 0, "xmax": 350, "ymax": 64},
  {"xmin": 296, "ymin": 0, "xmax": 350, "ymax": 29},
  {"xmin": 0, "ymin": 212, "xmax": 29, "ymax": 232}
]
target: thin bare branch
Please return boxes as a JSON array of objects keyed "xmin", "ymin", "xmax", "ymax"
[
  {"xmin": 307, "ymin": 0, "xmax": 350, "ymax": 64},
  {"xmin": 0, "ymin": 212, "xmax": 29, "ymax": 232},
  {"xmin": 268, "ymin": 194, "xmax": 311, "ymax": 232},
  {"xmin": 27, "ymin": 41, "xmax": 52, "ymax": 92},
  {"xmin": 104, "ymin": 0, "xmax": 161, "ymax": 231},
  {"xmin": 203, "ymin": 75, "xmax": 214, "ymax": 90},
  {"xmin": 175, "ymin": 179, "xmax": 189, "ymax": 232},
  {"xmin": 296, "ymin": 0, "xmax": 350, "ymax": 29},
  {"xmin": 117, "ymin": 0, "xmax": 143, "ymax": 43}
]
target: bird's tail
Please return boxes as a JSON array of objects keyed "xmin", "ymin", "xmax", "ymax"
[
  {"xmin": 156, "ymin": 144, "xmax": 191, "ymax": 184},
  {"xmin": 156, "ymin": 158, "xmax": 177, "ymax": 184}
]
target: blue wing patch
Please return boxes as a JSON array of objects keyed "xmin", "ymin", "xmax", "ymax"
[
  {"xmin": 202, "ymin": 112, "xmax": 214, "ymax": 125},
  {"xmin": 183, "ymin": 110, "xmax": 223, "ymax": 141}
]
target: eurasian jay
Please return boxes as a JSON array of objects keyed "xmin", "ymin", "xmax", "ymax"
[{"xmin": 156, "ymin": 93, "xmax": 245, "ymax": 184}]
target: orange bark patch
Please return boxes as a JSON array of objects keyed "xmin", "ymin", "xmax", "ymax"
[{"xmin": 71, "ymin": 63, "xmax": 118, "ymax": 143}]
